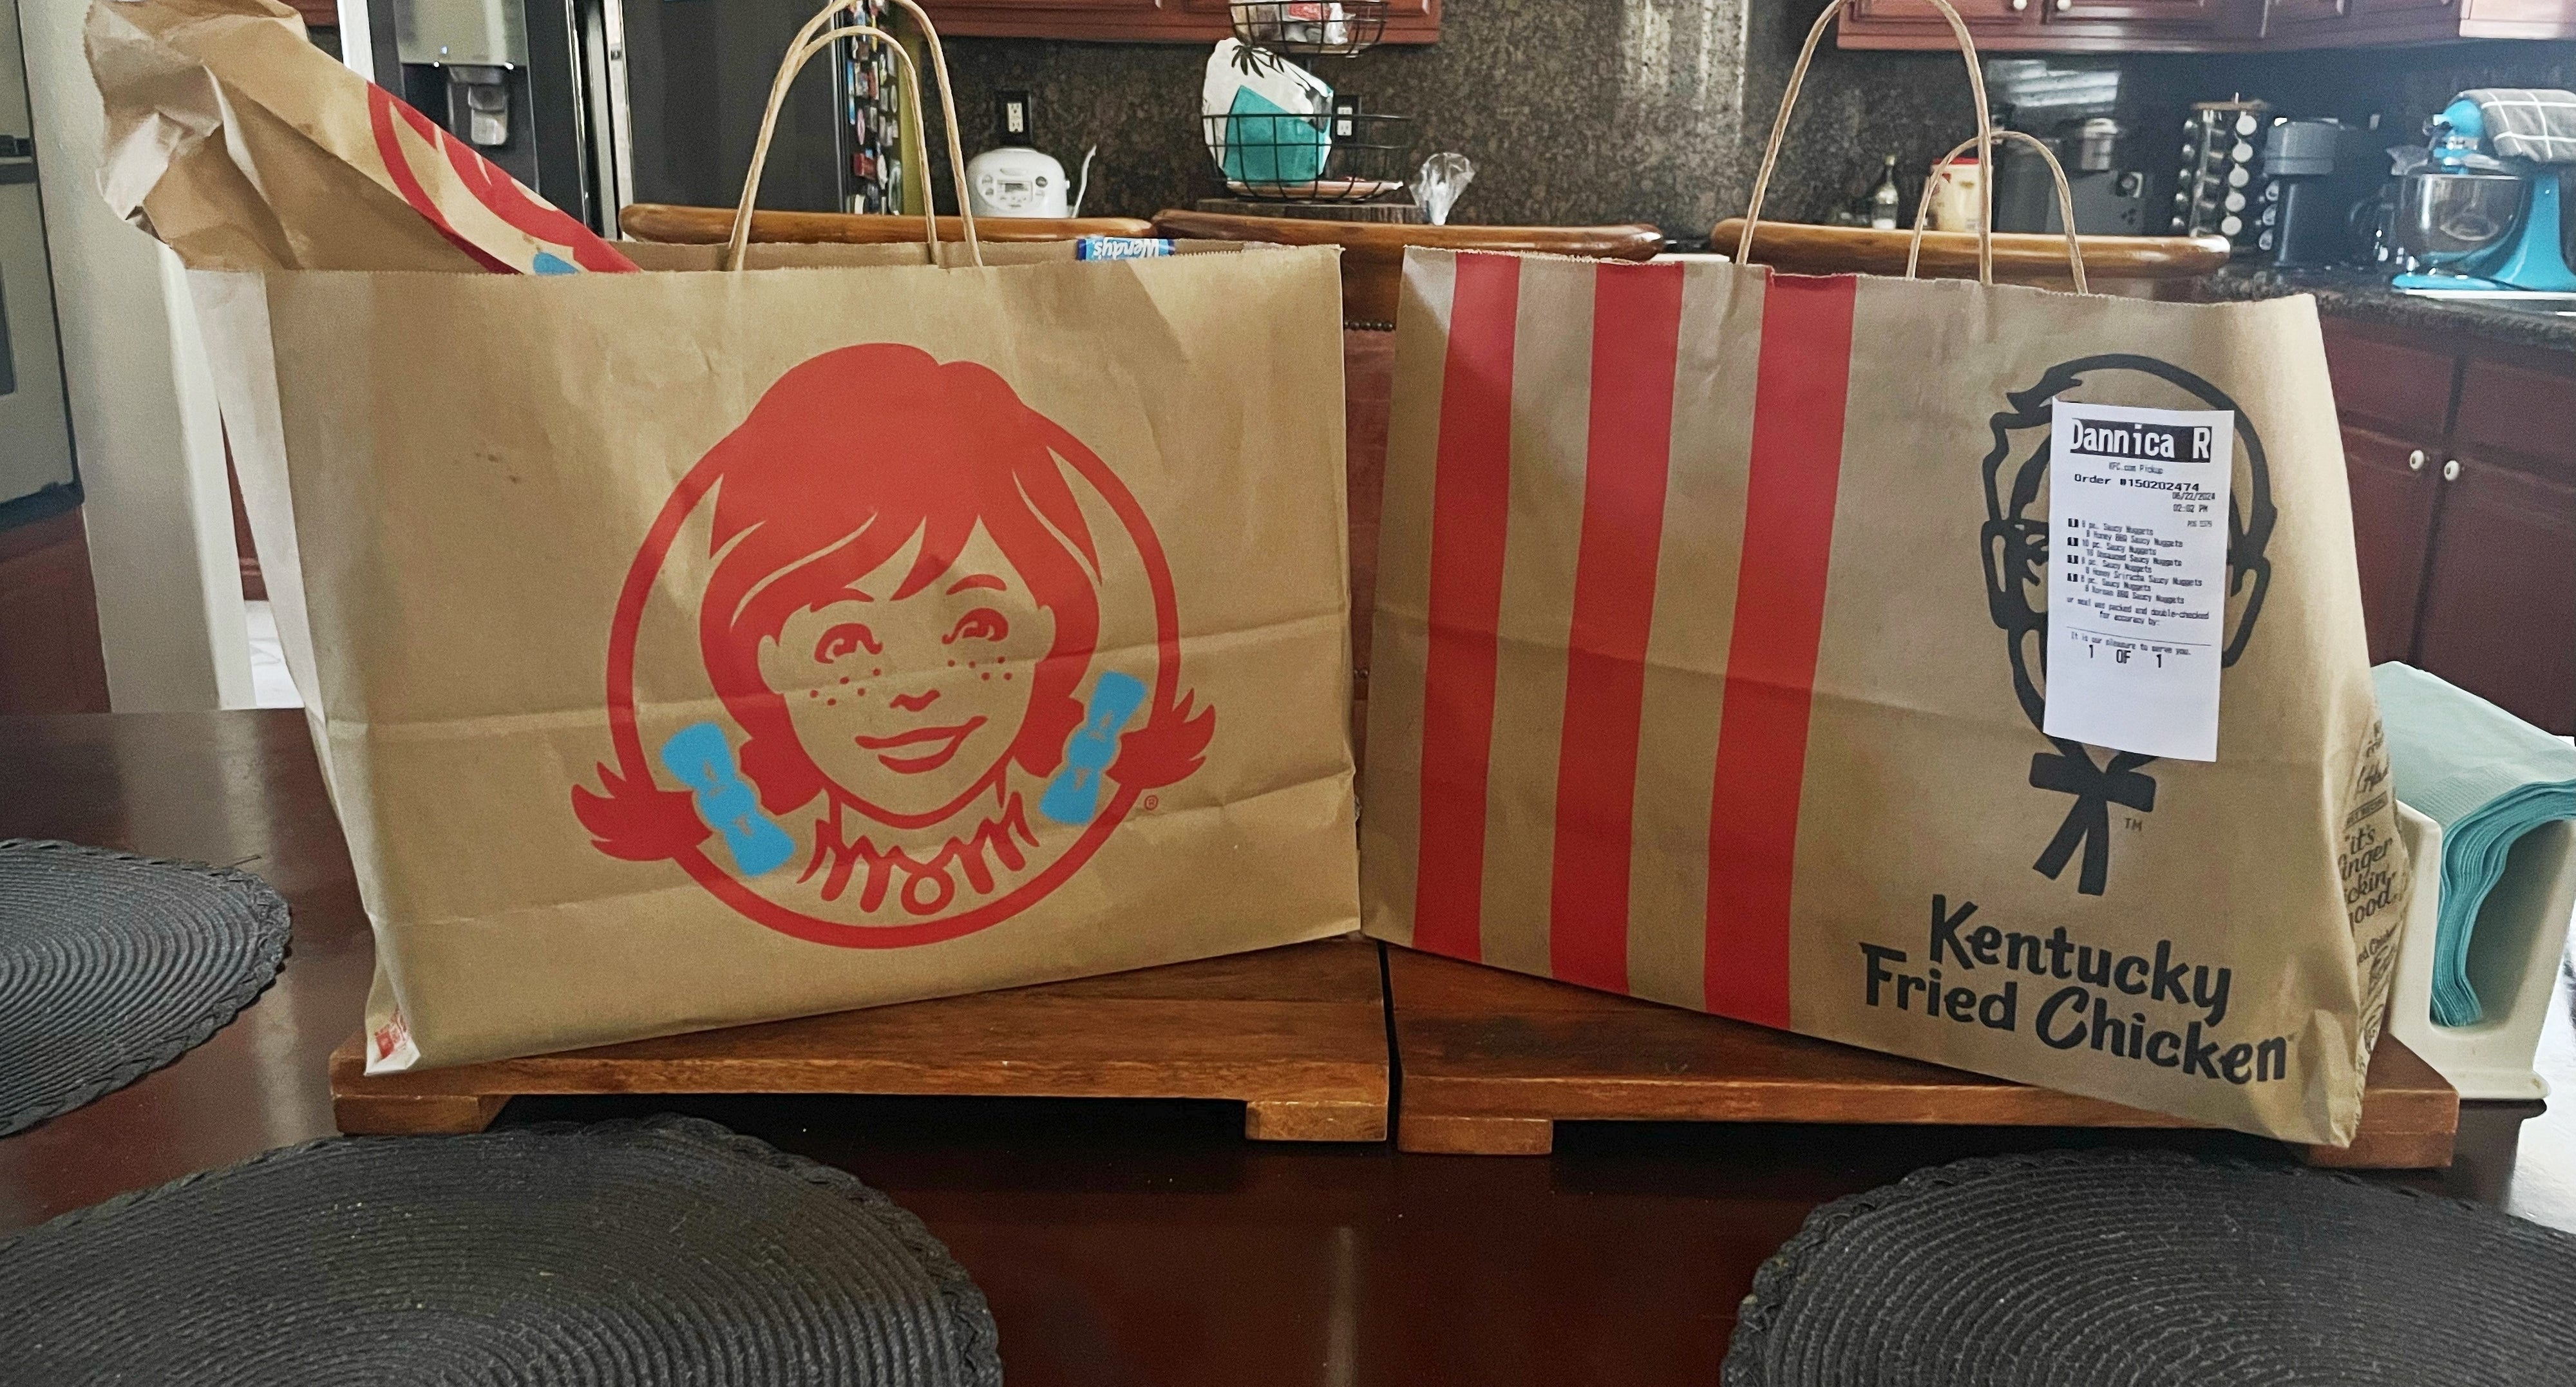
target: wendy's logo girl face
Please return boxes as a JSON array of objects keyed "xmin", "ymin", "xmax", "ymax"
[
  {"xmin": 576, "ymin": 344, "xmax": 1211, "ymax": 949},
  {"xmin": 758, "ymin": 524, "xmax": 1055, "ymax": 826}
]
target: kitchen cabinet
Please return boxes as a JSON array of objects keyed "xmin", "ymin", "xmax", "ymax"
[
  {"xmin": 913, "ymin": 0, "xmax": 1437, "ymax": 43},
  {"xmin": 1842, "ymin": 0, "xmax": 2038, "ymax": 38},
  {"xmin": 2045, "ymin": 0, "xmax": 2237, "ymax": 29},
  {"xmin": 2264, "ymin": 0, "xmax": 2575, "ymax": 41},
  {"xmin": 1835, "ymin": 0, "xmax": 2574, "ymax": 48},
  {"xmin": 1837, "ymin": 0, "xmax": 2250, "ymax": 51},
  {"xmin": 2340, "ymin": 426, "xmax": 2440, "ymax": 664},
  {"xmin": 2325, "ymin": 317, "xmax": 2576, "ymax": 735},
  {"xmin": 2412, "ymin": 460, "xmax": 2576, "ymax": 733}
]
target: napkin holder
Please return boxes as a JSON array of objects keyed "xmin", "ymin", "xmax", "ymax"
[{"xmin": 2389, "ymin": 802, "xmax": 2576, "ymax": 1100}]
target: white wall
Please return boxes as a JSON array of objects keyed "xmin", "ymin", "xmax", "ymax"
[{"xmin": 19, "ymin": 0, "xmax": 251, "ymax": 711}]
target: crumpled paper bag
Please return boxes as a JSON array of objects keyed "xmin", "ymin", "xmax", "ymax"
[{"xmin": 87, "ymin": 0, "xmax": 633, "ymax": 272}]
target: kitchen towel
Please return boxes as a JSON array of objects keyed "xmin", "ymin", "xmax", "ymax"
[
  {"xmin": 2374, "ymin": 661, "xmax": 2576, "ymax": 1025},
  {"xmin": 2460, "ymin": 89, "xmax": 2576, "ymax": 166}
]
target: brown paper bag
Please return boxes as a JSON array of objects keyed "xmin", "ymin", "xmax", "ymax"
[
  {"xmin": 173, "ymin": 3, "xmax": 1359, "ymax": 1071},
  {"xmin": 1359, "ymin": 5, "xmax": 2407, "ymax": 1146},
  {"xmin": 88, "ymin": 0, "xmax": 636, "ymax": 274}
]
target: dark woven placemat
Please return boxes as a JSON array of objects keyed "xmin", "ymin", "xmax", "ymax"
[
  {"xmin": 1723, "ymin": 1149, "xmax": 2576, "ymax": 1387},
  {"xmin": 0, "ymin": 838, "xmax": 292, "ymax": 1137},
  {"xmin": 0, "ymin": 1115, "xmax": 1002, "ymax": 1386}
]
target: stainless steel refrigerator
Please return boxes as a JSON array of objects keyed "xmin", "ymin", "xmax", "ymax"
[{"xmin": 372, "ymin": 0, "xmax": 907, "ymax": 233}]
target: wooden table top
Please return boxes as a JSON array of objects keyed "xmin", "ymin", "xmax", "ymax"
[{"xmin": 3, "ymin": 708, "xmax": 2568, "ymax": 1387}]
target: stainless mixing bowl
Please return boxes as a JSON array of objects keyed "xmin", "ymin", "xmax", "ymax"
[{"xmin": 2396, "ymin": 171, "xmax": 2527, "ymax": 259}]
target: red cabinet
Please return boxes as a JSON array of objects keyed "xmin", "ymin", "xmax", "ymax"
[{"xmin": 2325, "ymin": 318, "xmax": 2576, "ymax": 735}]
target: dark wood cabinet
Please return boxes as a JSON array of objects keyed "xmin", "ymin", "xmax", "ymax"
[
  {"xmin": 2266, "ymin": 0, "xmax": 2450, "ymax": 38},
  {"xmin": 2043, "ymin": 0, "xmax": 2232, "ymax": 28},
  {"xmin": 2454, "ymin": 356, "xmax": 2576, "ymax": 482},
  {"xmin": 1844, "ymin": 0, "xmax": 2036, "ymax": 34},
  {"xmin": 2412, "ymin": 458, "xmax": 2576, "ymax": 731},
  {"xmin": 2340, "ymin": 426, "xmax": 2441, "ymax": 665},
  {"xmin": 1837, "ymin": 0, "xmax": 2571, "ymax": 48},
  {"xmin": 1839, "ymin": 0, "xmax": 2244, "ymax": 48},
  {"xmin": 2325, "ymin": 318, "xmax": 2576, "ymax": 735},
  {"xmin": 1852, "ymin": 0, "xmax": 2032, "ymax": 17},
  {"xmin": 2322, "ymin": 327, "xmax": 2457, "ymax": 435}
]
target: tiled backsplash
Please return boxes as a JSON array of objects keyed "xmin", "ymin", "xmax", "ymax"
[{"xmin": 927, "ymin": 3, "xmax": 2576, "ymax": 236}]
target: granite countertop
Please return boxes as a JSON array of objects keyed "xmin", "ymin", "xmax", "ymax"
[{"xmin": 2188, "ymin": 265, "xmax": 2576, "ymax": 354}]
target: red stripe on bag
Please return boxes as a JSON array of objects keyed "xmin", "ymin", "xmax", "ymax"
[
  {"xmin": 1549, "ymin": 261, "xmax": 1687, "ymax": 993},
  {"xmin": 1411, "ymin": 254, "xmax": 1523, "ymax": 961},
  {"xmin": 1704, "ymin": 274, "xmax": 1858, "ymax": 1028}
]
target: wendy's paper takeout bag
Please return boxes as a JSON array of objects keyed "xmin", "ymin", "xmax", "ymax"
[{"xmin": 94, "ymin": 0, "xmax": 1361, "ymax": 1070}]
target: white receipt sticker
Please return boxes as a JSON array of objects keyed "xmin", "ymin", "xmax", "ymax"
[{"xmin": 2043, "ymin": 401, "xmax": 2233, "ymax": 762}]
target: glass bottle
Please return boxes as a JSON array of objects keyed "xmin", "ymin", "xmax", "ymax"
[{"xmin": 1868, "ymin": 155, "xmax": 1901, "ymax": 230}]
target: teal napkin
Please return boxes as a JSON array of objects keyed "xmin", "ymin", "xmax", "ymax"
[
  {"xmin": 2373, "ymin": 662, "xmax": 2576, "ymax": 1026},
  {"xmin": 1222, "ymin": 88, "xmax": 1329, "ymax": 186}
]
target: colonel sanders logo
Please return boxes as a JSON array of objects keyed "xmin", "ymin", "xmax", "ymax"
[
  {"xmin": 573, "ymin": 344, "xmax": 1211, "ymax": 947},
  {"xmin": 1980, "ymin": 355, "xmax": 2275, "ymax": 896}
]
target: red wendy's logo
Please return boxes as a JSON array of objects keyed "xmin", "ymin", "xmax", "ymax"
[
  {"xmin": 573, "ymin": 344, "xmax": 1211, "ymax": 947},
  {"xmin": 364, "ymin": 86, "xmax": 636, "ymax": 274}
]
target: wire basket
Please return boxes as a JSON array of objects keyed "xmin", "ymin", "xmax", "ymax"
[
  {"xmin": 1201, "ymin": 110, "xmax": 1413, "ymax": 203},
  {"xmin": 1227, "ymin": 1, "xmax": 1389, "ymax": 55}
]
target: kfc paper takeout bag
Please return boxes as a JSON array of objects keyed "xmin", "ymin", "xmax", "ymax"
[
  {"xmin": 1359, "ymin": 5, "xmax": 2407, "ymax": 1146},
  {"xmin": 129, "ymin": 0, "xmax": 1361, "ymax": 1070}
]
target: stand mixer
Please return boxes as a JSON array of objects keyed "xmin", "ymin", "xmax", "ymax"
[{"xmin": 2391, "ymin": 90, "xmax": 2576, "ymax": 298}]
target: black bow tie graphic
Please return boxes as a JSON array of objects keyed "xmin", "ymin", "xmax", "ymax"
[{"xmin": 2027, "ymin": 739, "xmax": 2157, "ymax": 896}]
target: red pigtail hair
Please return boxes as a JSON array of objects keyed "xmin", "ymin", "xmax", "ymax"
[
  {"xmin": 572, "ymin": 762, "xmax": 708, "ymax": 860},
  {"xmin": 1113, "ymin": 690, "xmax": 1217, "ymax": 791}
]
